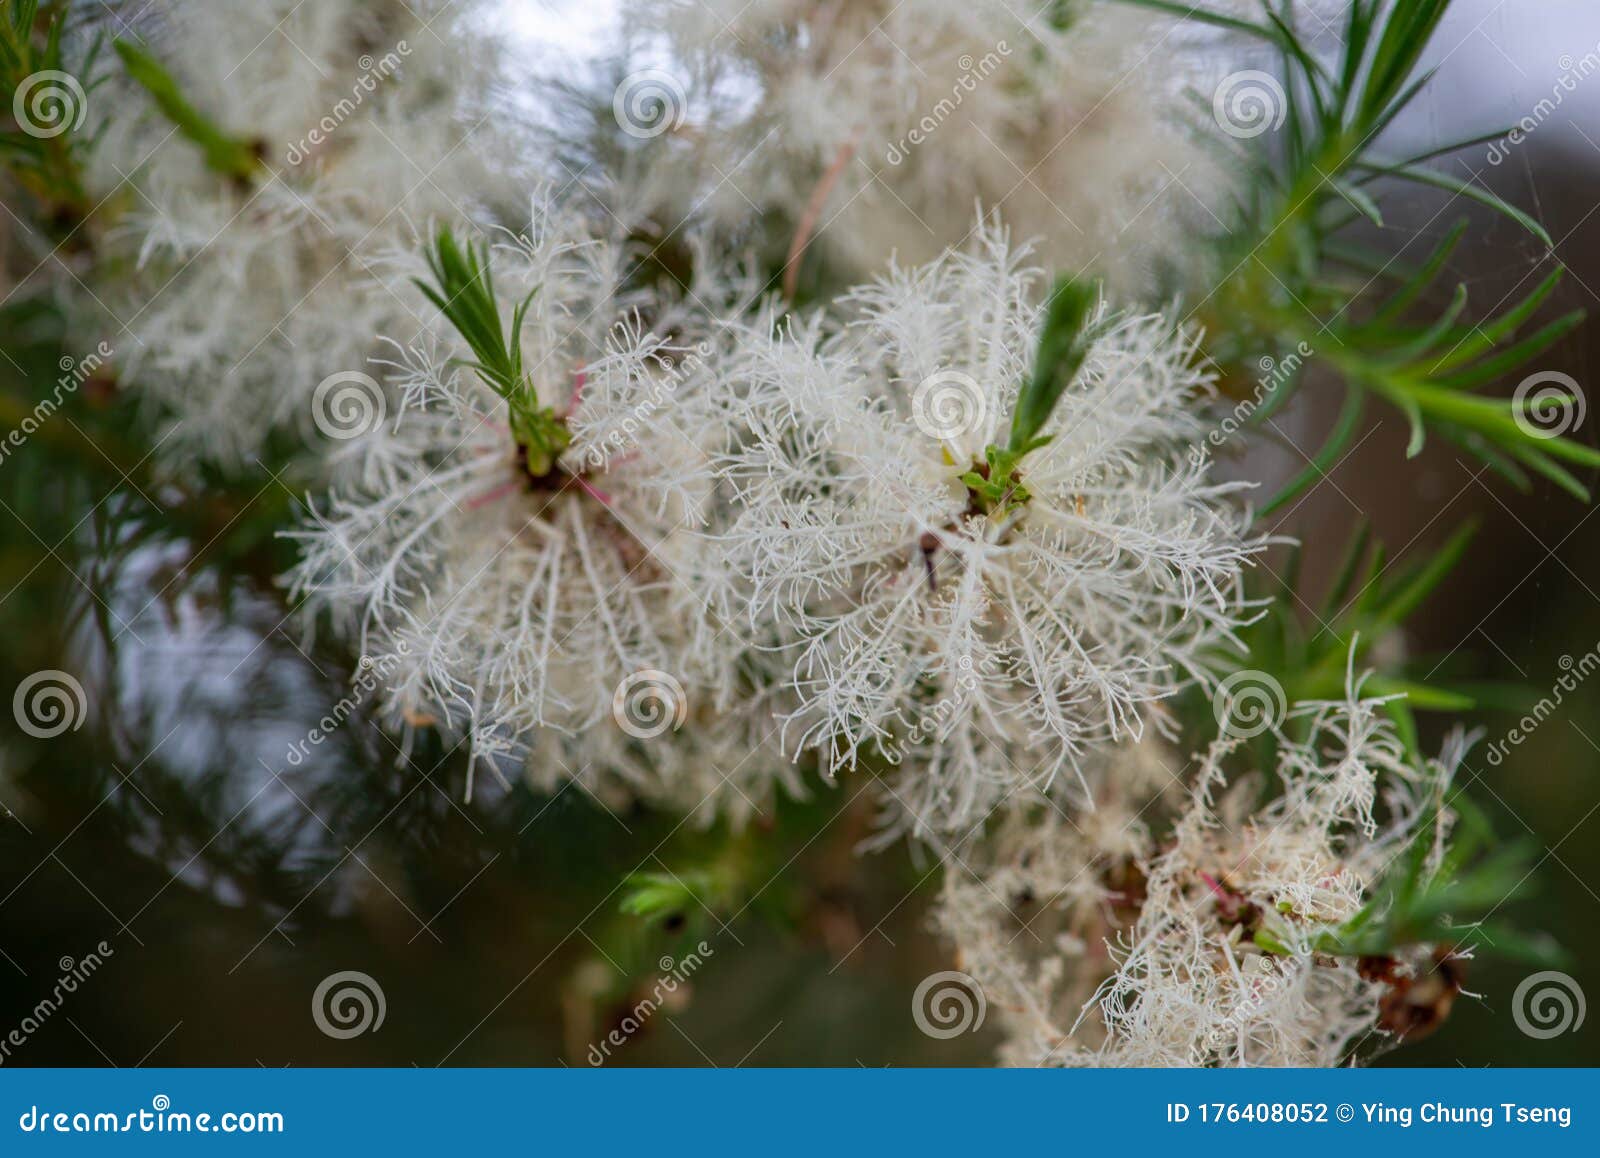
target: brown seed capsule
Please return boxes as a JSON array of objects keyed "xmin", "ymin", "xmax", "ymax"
[
  {"xmin": 918, "ymin": 531, "xmax": 941, "ymax": 592},
  {"xmin": 1357, "ymin": 955, "xmax": 1401, "ymax": 985},
  {"xmin": 1376, "ymin": 948, "xmax": 1465, "ymax": 1042}
]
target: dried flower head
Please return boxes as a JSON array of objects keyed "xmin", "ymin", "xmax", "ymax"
[
  {"xmin": 938, "ymin": 683, "xmax": 1473, "ymax": 1067},
  {"xmin": 622, "ymin": 0, "xmax": 1233, "ymax": 294},
  {"xmin": 84, "ymin": 0, "xmax": 527, "ymax": 467}
]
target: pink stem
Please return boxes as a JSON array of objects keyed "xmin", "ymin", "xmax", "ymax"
[
  {"xmin": 567, "ymin": 363, "xmax": 587, "ymax": 415},
  {"xmin": 466, "ymin": 479, "xmax": 522, "ymax": 510},
  {"xmin": 1197, "ymin": 871, "xmax": 1229, "ymax": 901},
  {"xmin": 575, "ymin": 475, "xmax": 613, "ymax": 507},
  {"xmin": 783, "ymin": 131, "xmax": 861, "ymax": 301}
]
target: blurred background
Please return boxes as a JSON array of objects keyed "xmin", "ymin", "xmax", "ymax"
[{"xmin": 2, "ymin": 0, "xmax": 1599, "ymax": 1067}]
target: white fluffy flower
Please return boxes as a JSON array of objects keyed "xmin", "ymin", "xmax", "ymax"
[
  {"xmin": 621, "ymin": 0, "xmax": 1234, "ymax": 294},
  {"xmin": 937, "ymin": 686, "xmax": 1469, "ymax": 1067},
  {"xmin": 84, "ymin": 0, "xmax": 526, "ymax": 467},
  {"xmin": 286, "ymin": 203, "xmax": 757, "ymax": 802},
  {"xmin": 709, "ymin": 219, "xmax": 1261, "ymax": 837}
]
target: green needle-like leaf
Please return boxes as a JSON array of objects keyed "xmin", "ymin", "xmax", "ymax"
[
  {"xmin": 113, "ymin": 39, "xmax": 261, "ymax": 181},
  {"xmin": 415, "ymin": 227, "xmax": 570, "ymax": 476},
  {"xmin": 1008, "ymin": 276, "xmax": 1099, "ymax": 454}
]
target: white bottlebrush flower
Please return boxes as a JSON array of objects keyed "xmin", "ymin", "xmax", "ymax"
[
  {"xmin": 937, "ymin": 685, "xmax": 1470, "ymax": 1067},
  {"xmin": 285, "ymin": 203, "xmax": 759, "ymax": 802},
  {"xmin": 710, "ymin": 218, "xmax": 1262, "ymax": 838},
  {"xmin": 619, "ymin": 0, "xmax": 1235, "ymax": 294},
  {"xmin": 81, "ymin": 0, "xmax": 527, "ymax": 468},
  {"xmin": 931, "ymin": 738, "xmax": 1179, "ymax": 1064}
]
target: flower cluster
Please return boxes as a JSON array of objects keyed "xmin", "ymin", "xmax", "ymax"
[
  {"xmin": 621, "ymin": 0, "xmax": 1235, "ymax": 294},
  {"xmin": 937, "ymin": 685, "xmax": 1468, "ymax": 1066},
  {"xmin": 287, "ymin": 208, "xmax": 1262, "ymax": 837},
  {"xmin": 706, "ymin": 219, "xmax": 1262, "ymax": 837},
  {"xmin": 14, "ymin": 0, "xmax": 1548, "ymax": 1070},
  {"xmin": 83, "ymin": 0, "xmax": 526, "ymax": 468},
  {"xmin": 285, "ymin": 201, "xmax": 758, "ymax": 806}
]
